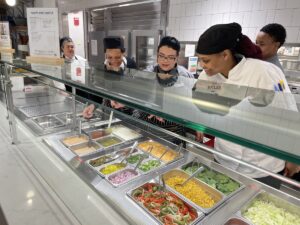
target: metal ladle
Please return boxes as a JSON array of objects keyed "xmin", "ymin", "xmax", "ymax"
[
  {"xmin": 120, "ymin": 141, "xmax": 138, "ymax": 164},
  {"xmin": 175, "ymin": 166, "xmax": 204, "ymax": 188}
]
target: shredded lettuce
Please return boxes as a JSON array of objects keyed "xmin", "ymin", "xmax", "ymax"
[{"xmin": 243, "ymin": 200, "xmax": 300, "ymax": 225}]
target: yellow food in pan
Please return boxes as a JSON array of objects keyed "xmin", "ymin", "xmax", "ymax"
[
  {"xmin": 166, "ymin": 176, "xmax": 216, "ymax": 208},
  {"xmin": 138, "ymin": 141, "xmax": 177, "ymax": 162}
]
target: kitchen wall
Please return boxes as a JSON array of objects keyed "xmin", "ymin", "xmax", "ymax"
[
  {"xmin": 34, "ymin": 0, "xmax": 56, "ymax": 8},
  {"xmin": 167, "ymin": 0, "xmax": 300, "ymax": 43}
]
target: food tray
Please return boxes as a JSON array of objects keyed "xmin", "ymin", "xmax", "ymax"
[
  {"xmin": 107, "ymin": 168, "xmax": 140, "ymax": 187},
  {"xmin": 61, "ymin": 134, "xmax": 89, "ymax": 147},
  {"xmin": 181, "ymin": 161, "xmax": 245, "ymax": 199},
  {"xmin": 95, "ymin": 134, "xmax": 124, "ymax": 148},
  {"xmin": 32, "ymin": 115, "xmax": 65, "ymax": 130},
  {"xmin": 162, "ymin": 169, "xmax": 225, "ymax": 214},
  {"xmin": 238, "ymin": 191, "xmax": 300, "ymax": 225},
  {"xmin": 86, "ymin": 147, "xmax": 139, "ymax": 168},
  {"xmin": 223, "ymin": 217, "xmax": 251, "ymax": 225},
  {"xmin": 137, "ymin": 140, "xmax": 183, "ymax": 164},
  {"xmin": 18, "ymin": 101, "xmax": 83, "ymax": 118},
  {"xmin": 127, "ymin": 180, "xmax": 204, "ymax": 225},
  {"xmin": 87, "ymin": 129, "xmax": 110, "ymax": 140},
  {"xmin": 137, "ymin": 157, "xmax": 165, "ymax": 174},
  {"xmin": 69, "ymin": 142, "xmax": 101, "ymax": 157},
  {"xmin": 110, "ymin": 124, "xmax": 142, "ymax": 141},
  {"xmin": 86, "ymin": 145, "xmax": 166, "ymax": 187}
]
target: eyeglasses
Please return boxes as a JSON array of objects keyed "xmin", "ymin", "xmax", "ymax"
[{"xmin": 157, "ymin": 54, "xmax": 177, "ymax": 62}]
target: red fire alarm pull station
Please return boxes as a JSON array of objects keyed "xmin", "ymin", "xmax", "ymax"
[{"xmin": 74, "ymin": 17, "xmax": 79, "ymax": 26}]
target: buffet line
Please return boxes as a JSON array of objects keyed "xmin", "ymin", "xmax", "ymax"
[{"xmin": 11, "ymin": 90, "xmax": 300, "ymax": 225}]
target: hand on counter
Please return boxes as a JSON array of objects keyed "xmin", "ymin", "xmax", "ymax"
[
  {"xmin": 82, "ymin": 104, "xmax": 95, "ymax": 119},
  {"xmin": 147, "ymin": 114, "xmax": 165, "ymax": 123},
  {"xmin": 110, "ymin": 100, "xmax": 125, "ymax": 109},
  {"xmin": 284, "ymin": 162, "xmax": 300, "ymax": 177},
  {"xmin": 195, "ymin": 131, "xmax": 204, "ymax": 142}
]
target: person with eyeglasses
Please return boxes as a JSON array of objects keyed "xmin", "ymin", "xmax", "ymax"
[
  {"xmin": 256, "ymin": 23, "xmax": 286, "ymax": 72},
  {"xmin": 144, "ymin": 36, "xmax": 194, "ymax": 79},
  {"xmin": 131, "ymin": 36, "xmax": 195, "ymax": 145}
]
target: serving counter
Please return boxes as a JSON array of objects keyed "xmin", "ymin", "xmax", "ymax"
[{"xmin": 0, "ymin": 59, "xmax": 299, "ymax": 225}]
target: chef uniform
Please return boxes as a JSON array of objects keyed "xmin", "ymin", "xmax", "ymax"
[{"xmin": 196, "ymin": 23, "xmax": 298, "ymax": 188}]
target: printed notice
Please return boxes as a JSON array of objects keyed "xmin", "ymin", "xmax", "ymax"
[
  {"xmin": 0, "ymin": 22, "xmax": 11, "ymax": 48},
  {"xmin": 27, "ymin": 8, "xmax": 60, "ymax": 57},
  {"xmin": 91, "ymin": 40, "xmax": 98, "ymax": 56},
  {"xmin": 185, "ymin": 44, "xmax": 195, "ymax": 57}
]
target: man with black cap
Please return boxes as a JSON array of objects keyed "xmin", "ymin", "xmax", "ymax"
[
  {"xmin": 82, "ymin": 36, "xmax": 136, "ymax": 118},
  {"xmin": 103, "ymin": 36, "xmax": 136, "ymax": 73},
  {"xmin": 195, "ymin": 22, "xmax": 298, "ymax": 189}
]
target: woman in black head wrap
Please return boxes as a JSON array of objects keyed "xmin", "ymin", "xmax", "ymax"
[{"xmin": 195, "ymin": 23, "xmax": 299, "ymax": 188}]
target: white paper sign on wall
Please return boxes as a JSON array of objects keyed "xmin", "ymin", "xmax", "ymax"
[{"xmin": 27, "ymin": 8, "xmax": 60, "ymax": 57}]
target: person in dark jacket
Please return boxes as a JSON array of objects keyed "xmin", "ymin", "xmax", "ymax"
[{"xmin": 82, "ymin": 36, "xmax": 137, "ymax": 118}]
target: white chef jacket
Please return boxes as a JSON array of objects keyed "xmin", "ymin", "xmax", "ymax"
[
  {"xmin": 198, "ymin": 56, "xmax": 298, "ymax": 178},
  {"xmin": 54, "ymin": 54, "xmax": 88, "ymax": 89}
]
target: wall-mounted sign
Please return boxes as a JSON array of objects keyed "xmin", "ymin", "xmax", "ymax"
[
  {"xmin": 188, "ymin": 56, "xmax": 198, "ymax": 73},
  {"xmin": 27, "ymin": 8, "xmax": 60, "ymax": 57},
  {"xmin": 0, "ymin": 22, "xmax": 11, "ymax": 49}
]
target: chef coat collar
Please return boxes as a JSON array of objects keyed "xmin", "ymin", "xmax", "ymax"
[{"xmin": 227, "ymin": 54, "xmax": 245, "ymax": 79}]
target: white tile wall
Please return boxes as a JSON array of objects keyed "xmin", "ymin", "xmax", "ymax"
[
  {"xmin": 261, "ymin": 0, "xmax": 275, "ymax": 10},
  {"xmin": 286, "ymin": 27, "xmax": 299, "ymax": 42},
  {"xmin": 292, "ymin": 9, "xmax": 300, "ymax": 26},
  {"xmin": 286, "ymin": 0, "xmax": 300, "ymax": 8},
  {"xmin": 167, "ymin": 0, "xmax": 300, "ymax": 43},
  {"xmin": 276, "ymin": 0, "xmax": 286, "ymax": 9},
  {"xmin": 274, "ymin": 9, "xmax": 293, "ymax": 26}
]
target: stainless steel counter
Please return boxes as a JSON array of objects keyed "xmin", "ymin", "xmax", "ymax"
[{"xmin": 40, "ymin": 118, "xmax": 300, "ymax": 225}]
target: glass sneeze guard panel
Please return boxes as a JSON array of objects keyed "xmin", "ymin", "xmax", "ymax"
[{"xmin": 1, "ymin": 59, "xmax": 300, "ymax": 164}]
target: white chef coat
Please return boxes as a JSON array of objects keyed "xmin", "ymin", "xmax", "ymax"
[
  {"xmin": 55, "ymin": 54, "xmax": 88, "ymax": 89},
  {"xmin": 198, "ymin": 56, "xmax": 298, "ymax": 178}
]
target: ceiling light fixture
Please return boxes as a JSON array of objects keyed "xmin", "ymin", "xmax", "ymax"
[{"xmin": 6, "ymin": 0, "xmax": 16, "ymax": 6}]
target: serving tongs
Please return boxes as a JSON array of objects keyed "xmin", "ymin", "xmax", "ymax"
[
  {"xmin": 80, "ymin": 125, "xmax": 93, "ymax": 147},
  {"xmin": 175, "ymin": 165, "xmax": 204, "ymax": 188},
  {"xmin": 134, "ymin": 154, "xmax": 147, "ymax": 171},
  {"xmin": 176, "ymin": 143, "xmax": 183, "ymax": 158},
  {"xmin": 159, "ymin": 174, "xmax": 167, "ymax": 192},
  {"xmin": 120, "ymin": 141, "xmax": 138, "ymax": 164},
  {"xmin": 158, "ymin": 148, "xmax": 169, "ymax": 161}
]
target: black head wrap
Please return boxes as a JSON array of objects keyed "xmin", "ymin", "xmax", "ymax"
[
  {"xmin": 196, "ymin": 23, "xmax": 262, "ymax": 59},
  {"xmin": 196, "ymin": 23, "xmax": 242, "ymax": 54},
  {"xmin": 103, "ymin": 36, "xmax": 125, "ymax": 53}
]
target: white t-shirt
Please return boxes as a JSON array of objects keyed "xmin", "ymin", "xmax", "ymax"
[{"xmin": 198, "ymin": 56, "xmax": 297, "ymax": 178}]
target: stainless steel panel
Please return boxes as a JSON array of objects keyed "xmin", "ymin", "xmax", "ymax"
[
  {"xmin": 107, "ymin": 30, "xmax": 130, "ymax": 57},
  {"xmin": 18, "ymin": 100, "xmax": 85, "ymax": 118},
  {"xmin": 88, "ymin": 31, "xmax": 105, "ymax": 63},
  {"xmin": 32, "ymin": 115, "xmax": 64, "ymax": 129},
  {"xmin": 131, "ymin": 29, "xmax": 162, "ymax": 69}
]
